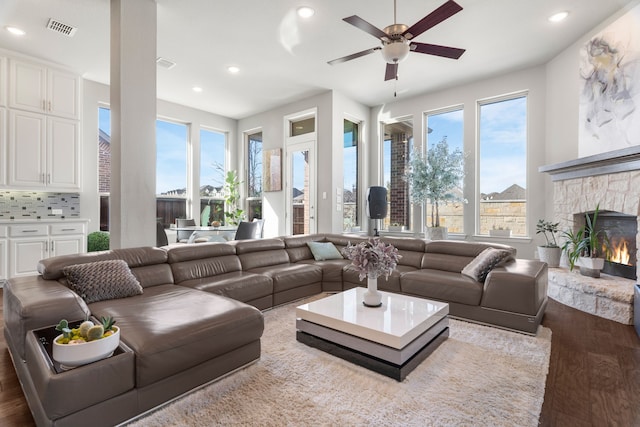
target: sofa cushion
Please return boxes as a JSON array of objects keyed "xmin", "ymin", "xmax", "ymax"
[
  {"xmin": 63, "ymin": 260, "xmax": 143, "ymax": 304},
  {"xmin": 88, "ymin": 285, "xmax": 264, "ymax": 388},
  {"xmin": 401, "ymin": 269, "xmax": 484, "ymax": 305},
  {"xmin": 307, "ymin": 241, "xmax": 343, "ymax": 261},
  {"xmin": 178, "ymin": 271, "xmax": 273, "ymax": 303},
  {"xmin": 461, "ymin": 248, "xmax": 513, "ymax": 282}
]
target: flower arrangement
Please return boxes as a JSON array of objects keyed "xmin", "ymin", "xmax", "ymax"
[{"xmin": 342, "ymin": 238, "xmax": 401, "ymax": 280}]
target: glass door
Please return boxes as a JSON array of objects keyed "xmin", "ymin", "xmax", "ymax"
[{"xmin": 286, "ymin": 141, "xmax": 315, "ymax": 235}]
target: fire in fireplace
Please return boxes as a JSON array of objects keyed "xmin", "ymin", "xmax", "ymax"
[{"xmin": 590, "ymin": 211, "xmax": 637, "ymax": 280}]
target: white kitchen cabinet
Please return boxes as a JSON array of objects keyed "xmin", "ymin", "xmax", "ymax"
[
  {"xmin": 50, "ymin": 223, "xmax": 85, "ymax": 257},
  {"xmin": 0, "ymin": 225, "xmax": 7, "ymax": 281},
  {"xmin": 9, "ymin": 59, "xmax": 79, "ymax": 119},
  {"xmin": 0, "ymin": 107, "xmax": 6, "ymax": 187},
  {"xmin": 7, "ymin": 222, "xmax": 86, "ymax": 278},
  {"xmin": 8, "ymin": 110, "xmax": 79, "ymax": 190},
  {"xmin": 0, "ymin": 56, "xmax": 6, "ymax": 107},
  {"xmin": 8, "ymin": 224, "xmax": 49, "ymax": 277}
]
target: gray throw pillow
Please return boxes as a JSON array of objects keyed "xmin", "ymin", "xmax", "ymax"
[
  {"xmin": 307, "ymin": 241, "xmax": 344, "ymax": 261},
  {"xmin": 63, "ymin": 259, "xmax": 143, "ymax": 304},
  {"xmin": 461, "ymin": 248, "xmax": 512, "ymax": 282}
]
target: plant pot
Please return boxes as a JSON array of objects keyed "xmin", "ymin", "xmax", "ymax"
[
  {"xmin": 577, "ymin": 257, "xmax": 605, "ymax": 278},
  {"xmin": 489, "ymin": 229, "xmax": 511, "ymax": 238},
  {"xmin": 53, "ymin": 327, "xmax": 120, "ymax": 368},
  {"xmin": 425, "ymin": 226, "xmax": 448, "ymax": 240},
  {"xmin": 389, "ymin": 225, "xmax": 406, "ymax": 232},
  {"xmin": 537, "ymin": 246, "xmax": 562, "ymax": 268}
]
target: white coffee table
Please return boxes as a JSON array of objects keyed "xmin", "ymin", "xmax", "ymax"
[{"xmin": 296, "ymin": 287, "xmax": 449, "ymax": 381}]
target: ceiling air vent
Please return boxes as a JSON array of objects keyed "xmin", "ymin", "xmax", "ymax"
[
  {"xmin": 46, "ymin": 18, "xmax": 77, "ymax": 37},
  {"xmin": 156, "ymin": 57, "xmax": 177, "ymax": 69}
]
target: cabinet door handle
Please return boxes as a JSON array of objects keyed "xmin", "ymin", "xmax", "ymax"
[
  {"xmin": 48, "ymin": 101, "xmax": 52, "ymax": 111},
  {"xmin": 41, "ymin": 173, "xmax": 45, "ymax": 183},
  {"xmin": 51, "ymin": 241, "xmax": 54, "ymax": 252},
  {"xmin": 47, "ymin": 173, "xmax": 51, "ymax": 184},
  {"xmin": 21, "ymin": 229, "xmax": 39, "ymax": 233},
  {"xmin": 61, "ymin": 228, "xmax": 76, "ymax": 231},
  {"xmin": 42, "ymin": 99, "xmax": 46, "ymax": 110}
]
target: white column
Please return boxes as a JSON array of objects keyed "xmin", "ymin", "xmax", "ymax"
[{"xmin": 109, "ymin": 0, "xmax": 157, "ymax": 248}]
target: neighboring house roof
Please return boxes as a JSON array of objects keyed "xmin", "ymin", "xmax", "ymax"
[{"xmin": 481, "ymin": 184, "xmax": 525, "ymax": 201}]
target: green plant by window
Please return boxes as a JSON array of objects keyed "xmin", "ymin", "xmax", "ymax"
[
  {"xmin": 223, "ymin": 170, "xmax": 245, "ymax": 226},
  {"xmin": 87, "ymin": 231, "xmax": 110, "ymax": 252},
  {"xmin": 405, "ymin": 137, "xmax": 465, "ymax": 227}
]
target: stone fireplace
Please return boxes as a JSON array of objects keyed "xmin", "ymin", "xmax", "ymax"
[{"xmin": 540, "ymin": 146, "xmax": 640, "ymax": 324}]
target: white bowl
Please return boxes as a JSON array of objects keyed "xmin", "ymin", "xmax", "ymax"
[{"xmin": 52, "ymin": 326, "xmax": 120, "ymax": 368}]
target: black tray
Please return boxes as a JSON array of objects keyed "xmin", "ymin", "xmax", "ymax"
[{"xmin": 32, "ymin": 319, "xmax": 128, "ymax": 374}]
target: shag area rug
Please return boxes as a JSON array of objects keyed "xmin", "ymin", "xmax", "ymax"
[{"xmin": 128, "ymin": 296, "xmax": 552, "ymax": 427}]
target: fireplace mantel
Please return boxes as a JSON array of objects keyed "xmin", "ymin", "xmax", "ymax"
[{"xmin": 539, "ymin": 146, "xmax": 640, "ymax": 181}]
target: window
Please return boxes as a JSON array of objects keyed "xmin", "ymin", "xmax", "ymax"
[
  {"xmin": 156, "ymin": 120, "xmax": 188, "ymax": 227},
  {"xmin": 98, "ymin": 107, "xmax": 111, "ymax": 231},
  {"xmin": 343, "ymin": 119, "xmax": 359, "ymax": 231},
  {"xmin": 247, "ymin": 131, "xmax": 263, "ymax": 220},
  {"xmin": 478, "ymin": 94, "xmax": 527, "ymax": 236},
  {"xmin": 200, "ymin": 128, "xmax": 226, "ymax": 225},
  {"xmin": 290, "ymin": 117, "xmax": 315, "ymax": 136},
  {"xmin": 424, "ymin": 108, "xmax": 464, "ymax": 232},
  {"xmin": 382, "ymin": 118, "xmax": 412, "ymax": 229}
]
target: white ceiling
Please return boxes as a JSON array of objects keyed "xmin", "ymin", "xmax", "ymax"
[{"xmin": 0, "ymin": 0, "xmax": 635, "ymax": 119}]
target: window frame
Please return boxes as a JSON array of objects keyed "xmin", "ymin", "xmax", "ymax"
[{"xmin": 246, "ymin": 130, "xmax": 263, "ymax": 220}]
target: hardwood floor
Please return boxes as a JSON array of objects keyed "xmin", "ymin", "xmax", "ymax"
[{"xmin": 0, "ymin": 288, "xmax": 638, "ymax": 426}]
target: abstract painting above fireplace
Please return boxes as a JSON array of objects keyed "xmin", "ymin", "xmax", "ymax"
[{"xmin": 579, "ymin": 3, "xmax": 640, "ymax": 157}]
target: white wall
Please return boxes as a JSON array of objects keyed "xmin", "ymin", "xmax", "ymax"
[{"xmin": 81, "ymin": 80, "xmax": 237, "ymax": 234}]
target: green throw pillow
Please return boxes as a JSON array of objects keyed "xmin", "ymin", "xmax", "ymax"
[{"xmin": 307, "ymin": 241, "xmax": 344, "ymax": 261}]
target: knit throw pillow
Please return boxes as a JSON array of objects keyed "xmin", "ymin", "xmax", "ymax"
[
  {"xmin": 461, "ymin": 248, "xmax": 512, "ymax": 283},
  {"xmin": 63, "ymin": 259, "xmax": 143, "ymax": 304}
]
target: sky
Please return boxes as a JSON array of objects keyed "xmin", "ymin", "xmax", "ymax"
[
  {"xmin": 98, "ymin": 108, "xmax": 226, "ymax": 194},
  {"xmin": 382, "ymin": 98, "xmax": 526, "ymax": 196}
]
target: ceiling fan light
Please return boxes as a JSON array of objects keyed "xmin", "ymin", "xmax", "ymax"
[{"xmin": 382, "ymin": 42, "xmax": 410, "ymax": 64}]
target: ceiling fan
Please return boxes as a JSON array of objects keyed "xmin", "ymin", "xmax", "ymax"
[{"xmin": 328, "ymin": 0, "xmax": 466, "ymax": 81}]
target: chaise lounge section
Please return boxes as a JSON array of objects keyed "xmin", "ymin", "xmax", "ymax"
[{"xmin": 3, "ymin": 233, "xmax": 548, "ymax": 426}]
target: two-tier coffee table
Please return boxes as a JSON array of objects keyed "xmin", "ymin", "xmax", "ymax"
[{"xmin": 296, "ymin": 287, "xmax": 449, "ymax": 381}]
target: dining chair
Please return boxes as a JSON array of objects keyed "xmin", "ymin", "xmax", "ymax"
[
  {"xmin": 176, "ymin": 218, "xmax": 196, "ymax": 243},
  {"xmin": 156, "ymin": 222, "xmax": 169, "ymax": 247},
  {"xmin": 234, "ymin": 221, "xmax": 259, "ymax": 240}
]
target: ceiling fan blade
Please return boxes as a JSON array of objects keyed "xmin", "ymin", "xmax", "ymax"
[
  {"xmin": 411, "ymin": 42, "xmax": 465, "ymax": 59},
  {"xmin": 403, "ymin": 0, "xmax": 463, "ymax": 40},
  {"xmin": 384, "ymin": 63, "xmax": 398, "ymax": 81},
  {"xmin": 343, "ymin": 15, "xmax": 389, "ymax": 40},
  {"xmin": 328, "ymin": 47, "xmax": 381, "ymax": 66}
]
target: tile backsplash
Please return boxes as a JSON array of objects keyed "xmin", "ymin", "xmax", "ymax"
[{"xmin": 0, "ymin": 191, "xmax": 80, "ymax": 220}]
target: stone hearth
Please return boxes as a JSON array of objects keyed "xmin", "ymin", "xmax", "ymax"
[{"xmin": 548, "ymin": 268, "xmax": 634, "ymax": 324}]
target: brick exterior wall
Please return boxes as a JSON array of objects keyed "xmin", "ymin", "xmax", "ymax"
[
  {"xmin": 389, "ymin": 135, "xmax": 409, "ymax": 226},
  {"xmin": 99, "ymin": 140, "xmax": 111, "ymax": 193}
]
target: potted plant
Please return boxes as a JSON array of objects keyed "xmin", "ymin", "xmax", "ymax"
[
  {"xmin": 342, "ymin": 238, "xmax": 401, "ymax": 307},
  {"xmin": 561, "ymin": 204, "xmax": 610, "ymax": 277},
  {"xmin": 52, "ymin": 317, "xmax": 120, "ymax": 368},
  {"xmin": 223, "ymin": 170, "xmax": 245, "ymax": 226},
  {"xmin": 536, "ymin": 219, "xmax": 561, "ymax": 267},
  {"xmin": 389, "ymin": 223, "xmax": 406, "ymax": 232},
  {"xmin": 406, "ymin": 137, "xmax": 465, "ymax": 240}
]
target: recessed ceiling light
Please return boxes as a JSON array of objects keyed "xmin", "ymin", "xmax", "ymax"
[
  {"xmin": 297, "ymin": 6, "xmax": 315, "ymax": 18},
  {"xmin": 6, "ymin": 26, "xmax": 26, "ymax": 36},
  {"xmin": 192, "ymin": 86, "xmax": 203, "ymax": 93},
  {"xmin": 548, "ymin": 11, "xmax": 569, "ymax": 23},
  {"xmin": 227, "ymin": 66, "xmax": 240, "ymax": 74}
]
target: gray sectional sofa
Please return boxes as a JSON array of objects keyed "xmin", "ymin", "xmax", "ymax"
[{"xmin": 3, "ymin": 233, "xmax": 548, "ymax": 426}]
